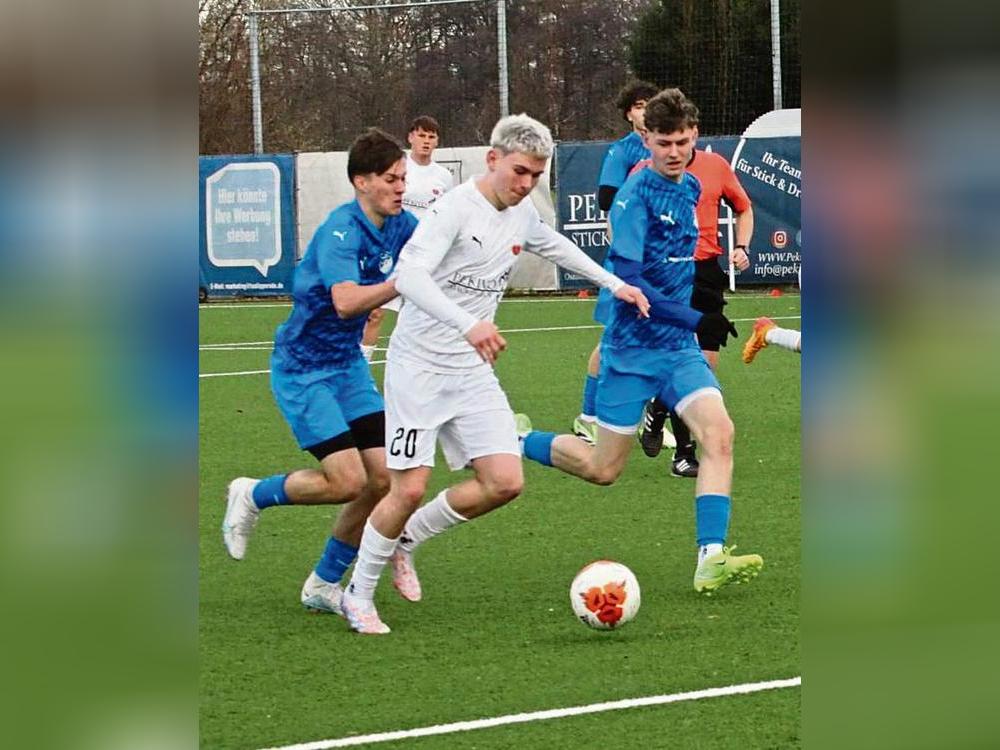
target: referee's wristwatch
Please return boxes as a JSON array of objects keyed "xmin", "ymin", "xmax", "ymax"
[{"xmin": 734, "ymin": 244, "xmax": 748, "ymax": 252}]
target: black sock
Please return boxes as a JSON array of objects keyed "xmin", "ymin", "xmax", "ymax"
[{"xmin": 669, "ymin": 411, "xmax": 694, "ymax": 457}]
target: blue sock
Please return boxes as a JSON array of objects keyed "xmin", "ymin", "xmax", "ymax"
[
  {"xmin": 252, "ymin": 474, "xmax": 290, "ymax": 509},
  {"xmin": 581, "ymin": 375, "xmax": 598, "ymax": 417},
  {"xmin": 315, "ymin": 537, "xmax": 359, "ymax": 584},
  {"xmin": 523, "ymin": 431, "xmax": 556, "ymax": 466},
  {"xmin": 695, "ymin": 494, "xmax": 731, "ymax": 547}
]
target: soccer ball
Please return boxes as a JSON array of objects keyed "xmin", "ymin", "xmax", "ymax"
[{"xmin": 570, "ymin": 560, "xmax": 641, "ymax": 630}]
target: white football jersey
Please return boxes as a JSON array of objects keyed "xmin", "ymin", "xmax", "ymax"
[
  {"xmin": 402, "ymin": 155, "xmax": 454, "ymax": 218},
  {"xmin": 390, "ymin": 179, "xmax": 560, "ymax": 373}
]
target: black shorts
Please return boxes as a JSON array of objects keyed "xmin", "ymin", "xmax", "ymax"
[
  {"xmin": 305, "ymin": 411, "xmax": 386, "ymax": 461},
  {"xmin": 692, "ymin": 258, "xmax": 728, "ymax": 351}
]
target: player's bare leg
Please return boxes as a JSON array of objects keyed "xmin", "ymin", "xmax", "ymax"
[
  {"xmin": 546, "ymin": 427, "xmax": 634, "ymax": 486},
  {"xmin": 441, "ymin": 453, "xmax": 523, "ymax": 518},
  {"xmin": 676, "ymin": 394, "xmax": 732, "ymax": 498},
  {"xmin": 223, "ymin": 447, "xmax": 370, "ymax": 561},
  {"xmin": 330, "ymin": 446, "xmax": 390, "ymax": 545},
  {"xmin": 284, "ymin": 448, "xmax": 371, "ymax": 505},
  {"xmin": 392, "ymin": 453, "xmax": 523, "ymax": 602},
  {"xmin": 300, "ymin": 447, "xmax": 389, "ymax": 615},
  {"xmin": 342, "ymin": 466, "xmax": 432, "ymax": 634},
  {"xmin": 679, "ymin": 392, "xmax": 762, "ymax": 594}
]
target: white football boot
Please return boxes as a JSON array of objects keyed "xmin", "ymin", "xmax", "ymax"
[{"xmin": 222, "ymin": 477, "xmax": 261, "ymax": 560}]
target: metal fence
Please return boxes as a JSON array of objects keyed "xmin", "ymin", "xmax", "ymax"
[{"xmin": 199, "ymin": 0, "xmax": 800, "ymax": 155}]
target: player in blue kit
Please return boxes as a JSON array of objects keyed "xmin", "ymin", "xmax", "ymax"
[
  {"xmin": 574, "ymin": 80, "xmax": 658, "ymax": 445},
  {"xmin": 522, "ymin": 90, "xmax": 763, "ymax": 594},
  {"xmin": 596, "ymin": 80, "xmax": 659, "ymax": 207},
  {"xmin": 222, "ymin": 128, "xmax": 418, "ymax": 615}
]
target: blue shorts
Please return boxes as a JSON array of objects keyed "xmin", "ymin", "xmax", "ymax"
[
  {"xmin": 593, "ymin": 287, "xmax": 613, "ymax": 326},
  {"xmin": 595, "ymin": 346, "xmax": 721, "ymax": 433},
  {"xmin": 270, "ymin": 356, "xmax": 384, "ymax": 450}
]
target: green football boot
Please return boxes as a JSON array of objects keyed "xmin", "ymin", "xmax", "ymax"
[
  {"xmin": 693, "ymin": 546, "xmax": 764, "ymax": 595},
  {"xmin": 571, "ymin": 416, "xmax": 597, "ymax": 445},
  {"xmin": 514, "ymin": 413, "xmax": 533, "ymax": 441}
]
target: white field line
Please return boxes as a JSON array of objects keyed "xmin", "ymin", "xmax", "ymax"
[
  {"xmin": 258, "ymin": 676, "xmax": 801, "ymax": 750},
  {"xmin": 199, "ymin": 292, "xmax": 800, "ymax": 310},
  {"xmin": 199, "ymin": 316, "xmax": 801, "ymax": 355},
  {"xmin": 199, "ymin": 360, "xmax": 387, "ymax": 378}
]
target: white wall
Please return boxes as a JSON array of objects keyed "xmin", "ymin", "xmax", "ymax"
[{"xmin": 295, "ymin": 146, "xmax": 559, "ymax": 290}]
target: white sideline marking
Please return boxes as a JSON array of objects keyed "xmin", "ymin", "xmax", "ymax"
[
  {"xmin": 199, "ymin": 368, "xmax": 271, "ymax": 378},
  {"xmin": 198, "ymin": 317, "xmax": 801, "ymax": 377},
  {"xmin": 258, "ymin": 677, "xmax": 801, "ymax": 750},
  {"xmin": 199, "ymin": 361, "xmax": 387, "ymax": 378},
  {"xmin": 199, "ymin": 316, "xmax": 801, "ymax": 353},
  {"xmin": 198, "ymin": 293, "xmax": 800, "ymax": 310}
]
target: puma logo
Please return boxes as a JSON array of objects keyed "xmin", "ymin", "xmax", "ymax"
[
  {"xmin": 660, "ymin": 213, "xmax": 675, "ymax": 225},
  {"xmin": 471, "ymin": 236, "xmax": 483, "ymax": 248},
  {"xmin": 332, "ymin": 230, "xmax": 347, "ymax": 241},
  {"xmin": 615, "ymin": 199, "xmax": 629, "ymax": 210}
]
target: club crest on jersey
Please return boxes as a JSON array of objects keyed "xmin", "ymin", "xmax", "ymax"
[
  {"xmin": 511, "ymin": 244, "xmax": 522, "ymax": 255},
  {"xmin": 378, "ymin": 252, "xmax": 394, "ymax": 274}
]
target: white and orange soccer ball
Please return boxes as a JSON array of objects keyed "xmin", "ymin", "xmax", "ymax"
[{"xmin": 570, "ymin": 560, "xmax": 641, "ymax": 630}]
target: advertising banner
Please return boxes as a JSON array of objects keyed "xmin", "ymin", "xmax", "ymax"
[
  {"xmin": 554, "ymin": 135, "xmax": 799, "ymax": 287},
  {"xmin": 730, "ymin": 136, "xmax": 801, "ymax": 283},
  {"xmin": 199, "ymin": 154, "xmax": 297, "ymax": 298}
]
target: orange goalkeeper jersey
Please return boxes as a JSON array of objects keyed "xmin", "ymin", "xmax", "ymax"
[{"xmin": 629, "ymin": 149, "xmax": 751, "ymax": 260}]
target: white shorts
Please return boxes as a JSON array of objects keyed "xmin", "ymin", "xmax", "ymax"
[{"xmin": 384, "ymin": 359, "xmax": 519, "ymax": 470}]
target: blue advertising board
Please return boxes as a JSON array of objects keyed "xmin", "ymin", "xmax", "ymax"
[
  {"xmin": 554, "ymin": 136, "xmax": 800, "ymax": 287},
  {"xmin": 730, "ymin": 136, "xmax": 801, "ymax": 284},
  {"xmin": 199, "ymin": 154, "xmax": 297, "ymax": 298}
]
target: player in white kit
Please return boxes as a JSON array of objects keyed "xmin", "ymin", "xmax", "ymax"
[
  {"xmin": 360, "ymin": 116, "xmax": 455, "ymax": 361},
  {"xmin": 340, "ymin": 114, "xmax": 650, "ymax": 633},
  {"xmin": 401, "ymin": 115, "xmax": 454, "ymax": 216}
]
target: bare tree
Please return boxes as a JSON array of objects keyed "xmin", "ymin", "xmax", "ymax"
[{"xmin": 199, "ymin": 0, "xmax": 795, "ymax": 154}]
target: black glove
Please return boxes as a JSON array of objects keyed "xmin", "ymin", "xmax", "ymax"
[{"xmin": 695, "ymin": 312, "xmax": 738, "ymax": 348}]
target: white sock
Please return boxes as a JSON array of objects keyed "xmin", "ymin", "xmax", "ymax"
[
  {"xmin": 399, "ymin": 490, "xmax": 467, "ymax": 553},
  {"xmin": 765, "ymin": 327, "xmax": 801, "ymax": 352},
  {"xmin": 361, "ymin": 344, "xmax": 376, "ymax": 362},
  {"xmin": 347, "ymin": 520, "xmax": 398, "ymax": 600},
  {"xmin": 698, "ymin": 543, "xmax": 724, "ymax": 564}
]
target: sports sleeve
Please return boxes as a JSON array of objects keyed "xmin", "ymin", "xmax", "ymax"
[
  {"xmin": 523, "ymin": 216, "xmax": 624, "ymax": 293},
  {"xmin": 720, "ymin": 159, "xmax": 751, "ymax": 212},
  {"xmin": 597, "ymin": 142, "xmax": 629, "ymax": 191},
  {"xmin": 394, "ymin": 202, "xmax": 478, "ymax": 334},
  {"xmin": 607, "ymin": 188, "xmax": 648, "ymax": 263},
  {"xmin": 610, "ymin": 257, "xmax": 702, "ymax": 331},
  {"xmin": 315, "ymin": 219, "xmax": 362, "ymax": 288}
]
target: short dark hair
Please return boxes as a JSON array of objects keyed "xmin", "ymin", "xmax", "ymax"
[
  {"xmin": 408, "ymin": 115, "xmax": 440, "ymax": 134},
  {"xmin": 615, "ymin": 80, "xmax": 659, "ymax": 120},
  {"xmin": 642, "ymin": 88, "xmax": 700, "ymax": 134},
  {"xmin": 347, "ymin": 127, "xmax": 405, "ymax": 181}
]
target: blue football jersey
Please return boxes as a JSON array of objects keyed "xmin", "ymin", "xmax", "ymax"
[
  {"xmin": 597, "ymin": 131, "xmax": 651, "ymax": 191},
  {"xmin": 604, "ymin": 169, "xmax": 702, "ymax": 350},
  {"xmin": 272, "ymin": 201, "xmax": 417, "ymax": 372}
]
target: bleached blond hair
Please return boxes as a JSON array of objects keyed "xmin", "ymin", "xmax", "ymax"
[{"xmin": 489, "ymin": 113, "xmax": 554, "ymax": 158}]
